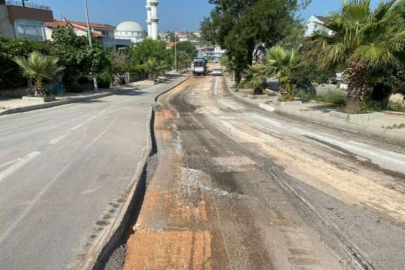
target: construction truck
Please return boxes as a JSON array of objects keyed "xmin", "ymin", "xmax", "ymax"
[{"xmin": 193, "ymin": 58, "xmax": 207, "ymax": 76}]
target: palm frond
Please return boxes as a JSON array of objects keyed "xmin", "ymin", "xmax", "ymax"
[
  {"xmin": 373, "ymin": 0, "xmax": 398, "ymax": 21},
  {"xmin": 14, "ymin": 51, "xmax": 64, "ymax": 84},
  {"xmin": 351, "ymin": 42, "xmax": 396, "ymax": 67},
  {"xmin": 342, "ymin": 0, "xmax": 371, "ymax": 26},
  {"xmin": 388, "ymin": 30, "xmax": 405, "ymax": 51}
]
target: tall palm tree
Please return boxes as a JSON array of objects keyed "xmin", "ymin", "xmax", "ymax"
[
  {"xmin": 305, "ymin": 0, "xmax": 405, "ymax": 113},
  {"xmin": 14, "ymin": 52, "xmax": 65, "ymax": 97},
  {"xmin": 243, "ymin": 46, "xmax": 299, "ymax": 100}
]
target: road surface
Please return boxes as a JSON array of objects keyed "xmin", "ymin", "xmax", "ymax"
[
  {"xmin": 121, "ymin": 75, "xmax": 405, "ymax": 270},
  {"xmin": 0, "ymin": 75, "xmax": 188, "ymax": 270}
]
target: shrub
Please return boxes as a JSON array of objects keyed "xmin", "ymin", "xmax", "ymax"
[
  {"xmin": 387, "ymin": 102, "xmax": 405, "ymax": 113},
  {"xmin": 320, "ymin": 90, "xmax": 346, "ymax": 105},
  {"xmin": 98, "ymin": 72, "xmax": 112, "ymax": 89},
  {"xmin": 66, "ymin": 84, "xmax": 84, "ymax": 93},
  {"xmin": 296, "ymin": 89, "xmax": 346, "ymax": 105},
  {"xmin": 98, "ymin": 78, "xmax": 111, "ymax": 89}
]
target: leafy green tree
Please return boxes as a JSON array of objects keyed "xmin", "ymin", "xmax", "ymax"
[
  {"xmin": 14, "ymin": 52, "xmax": 64, "ymax": 97},
  {"xmin": 0, "ymin": 38, "xmax": 51, "ymax": 89},
  {"xmin": 220, "ymin": 55, "xmax": 238, "ymax": 77},
  {"xmin": 305, "ymin": 0, "xmax": 405, "ymax": 113},
  {"xmin": 106, "ymin": 47, "xmax": 130, "ymax": 75},
  {"xmin": 171, "ymin": 41, "xmax": 197, "ymax": 58},
  {"xmin": 201, "ymin": 0, "xmax": 310, "ymax": 83},
  {"xmin": 129, "ymin": 39, "xmax": 170, "ymax": 73},
  {"xmin": 143, "ymin": 57, "xmax": 169, "ymax": 80},
  {"xmin": 278, "ymin": 20, "xmax": 306, "ymax": 50},
  {"xmin": 51, "ymin": 27, "xmax": 109, "ymax": 88},
  {"xmin": 177, "ymin": 51, "xmax": 192, "ymax": 70}
]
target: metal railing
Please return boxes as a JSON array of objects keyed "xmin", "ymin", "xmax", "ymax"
[{"xmin": 5, "ymin": 0, "xmax": 52, "ymax": 11}]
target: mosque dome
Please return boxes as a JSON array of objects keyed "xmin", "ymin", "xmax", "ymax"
[
  {"xmin": 116, "ymin": 21, "xmax": 144, "ymax": 33},
  {"xmin": 115, "ymin": 21, "xmax": 145, "ymax": 43}
]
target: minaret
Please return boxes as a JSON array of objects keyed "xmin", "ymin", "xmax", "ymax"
[
  {"xmin": 146, "ymin": 0, "xmax": 159, "ymax": 40},
  {"xmin": 146, "ymin": 1, "xmax": 152, "ymax": 38}
]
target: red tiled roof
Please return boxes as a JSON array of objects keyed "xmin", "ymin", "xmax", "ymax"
[
  {"xmin": 71, "ymin": 24, "xmax": 106, "ymax": 38},
  {"xmin": 70, "ymin": 21, "xmax": 114, "ymax": 30},
  {"xmin": 44, "ymin": 21, "xmax": 69, "ymax": 27},
  {"xmin": 45, "ymin": 21, "xmax": 106, "ymax": 38},
  {"xmin": 166, "ymin": 42, "xmax": 175, "ymax": 48}
]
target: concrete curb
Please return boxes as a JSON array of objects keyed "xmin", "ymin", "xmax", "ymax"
[
  {"xmin": 224, "ymin": 77, "xmax": 404, "ymax": 146},
  {"xmin": 77, "ymin": 76, "xmax": 191, "ymax": 270},
  {"xmin": 0, "ymin": 90, "xmax": 132, "ymax": 117}
]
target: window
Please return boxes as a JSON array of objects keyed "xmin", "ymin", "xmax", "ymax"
[{"xmin": 14, "ymin": 19, "xmax": 45, "ymax": 41}]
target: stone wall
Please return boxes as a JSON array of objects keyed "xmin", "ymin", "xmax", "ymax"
[
  {"xmin": 0, "ymin": 87, "xmax": 30, "ymax": 99},
  {"xmin": 0, "ymin": 83, "xmax": 57, "ymax": 98},
  {"xmin": 113, "ymin": 73, "xmax": 147, "ymax": 86}
]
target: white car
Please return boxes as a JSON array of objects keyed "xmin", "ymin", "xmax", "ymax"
[{"xmin": 212, "ymin": 69, "xmax": 223, "ymax": 76}]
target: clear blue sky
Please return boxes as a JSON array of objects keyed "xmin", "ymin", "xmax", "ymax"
[{"xmin": 40, "ymin": 0, "xmax": 380, "ymax": 31}]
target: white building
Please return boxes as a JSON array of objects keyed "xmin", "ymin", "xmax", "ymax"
[
  {"xmin": 197, "ymin": 45, "xmax": 226, "ymax": 59},
  {"xmin": 305, "ymin": 15, "xmax": 332, "ymax": 37},
  {"xmin": 146, "ymin": 0, "xmax": 159, "ymax": 40},
  {"xmin": 45, "ymin": 20, "xmax": 132, "ymax": 50},
  {"xmin": 114, "ymin": 21, "xmax": 145, "ymax": 43}
]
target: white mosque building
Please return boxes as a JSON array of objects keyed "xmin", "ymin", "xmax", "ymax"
[
  {"xmin": 114, "ymin": 21, "xmax": 145, "ymax": 43},
  {"xmin": 114, "ymin": 0, "xmax": 159, "ymax": 44},
  {"xmin": 146, "ymin": 0, "xmax": 159, "ymax": 40}
]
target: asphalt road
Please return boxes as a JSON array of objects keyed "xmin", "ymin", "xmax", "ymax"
[
  {"xmin": 122, "ymin": 76, "xmax": 405, "ymax": 270},
  {"xmin": 0, "ymin": 75, "xmax": 188, "ymax": 270}
]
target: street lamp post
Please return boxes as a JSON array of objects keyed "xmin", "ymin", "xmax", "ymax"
[
  {"xmin": 174, "ymin": 32, "xmax": 177, "ymax": 72},
  {"xmin": 84, "ymin": 0, "xmax": 98, "ymax": 92}
]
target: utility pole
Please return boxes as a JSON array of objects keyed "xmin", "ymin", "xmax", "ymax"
[
  {"xmin": 84, "ymin": 0, "xmax": 98, "ymax": 92},
  {"xmin": 174, "ymin": 32, "xmax": 177, "ymax": 72}
]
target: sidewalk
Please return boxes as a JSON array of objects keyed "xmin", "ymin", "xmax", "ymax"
[
  {"xmin": 224, "ymin": 76, "xmax": 405, "ymax": 145},
  {"xmin": 0, "ymin": 77, "xmax": 175, "ymax": 116}
]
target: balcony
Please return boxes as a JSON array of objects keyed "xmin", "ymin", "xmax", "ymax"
[{"xmin": 5, "ymin": 0, "xmax": 51, "ymax": 11}]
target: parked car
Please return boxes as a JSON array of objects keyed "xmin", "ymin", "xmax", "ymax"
[
  {"xmin": 329, "ymin": 77, "xmax": 344, "ymax": 85},
  {"xmin": 212, "ymin": 69, "xmax": 223, "ymax": 76},
  {"xmin": 329, "ymin": 77, "xmax": 339, "ymax": 84}
]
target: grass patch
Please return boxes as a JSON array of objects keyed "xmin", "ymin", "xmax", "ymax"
[
  {"xmin": 386, "ymin": 102, "xmax": 405, "ymax": 113},
  {"xmin": 359, "ymin": 101, "xmax": 405, "ymax": 114},
  {"xmin": 382, "ymin": 123, "xmax": 405, "ymax": 129},
  {"xmin": 296, "ymin": 89, "xmax": 346, "ymax": 105}
]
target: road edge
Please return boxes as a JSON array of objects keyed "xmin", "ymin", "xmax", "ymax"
[
  {"xmin": 76, "ymin": 76, "xmax": 190, "ymax": 270},
  {"xmin": 224, "ymin": 77, "xmax": 404, "ymax": 147}
]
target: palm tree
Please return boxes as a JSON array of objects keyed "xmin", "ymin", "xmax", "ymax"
[
  {"xmin": 243, "ymin": 46, "xmax": 299, "ymax": 100},
  {"xmin": 264, "ymin": 46, "xmax": 300, "ymax": 101},
  {"xmin": 241, "ymin": 66, "xmax": 267, "ymax": 95},
  {"xmin": 305, "ymin": 0, "xmax": 405, "ymax": 113},
  {"xmin": 177, "ymin": 51, "xmax": 191, "ymax": 71},
  {"xmin": 143, "ymin": 57, "xmax": 159, "ymax": 81},
  {"xmin": 157, "ymin": 61, "xmax": 169, "ymax": 76},
  {"xmin": 14, "ymin": 51, "xmax": 65, "ymax": 97}
]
